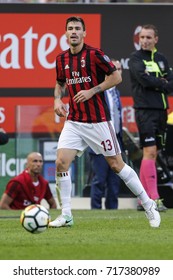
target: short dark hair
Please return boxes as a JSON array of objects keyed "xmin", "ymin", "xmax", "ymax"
[
  {"xmin": 66, "ymin": 16, "xmax": 86, "ymax": 31},
  {"xmin": 141, "ymin": 24, "xmax": 158, "ymax": 37}
]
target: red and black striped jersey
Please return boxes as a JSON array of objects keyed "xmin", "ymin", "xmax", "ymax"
[
  {"xmin": 5, "ymin": 170, "xmax": 53, "ymax": 210},
  {"xmin": 56, "ymin": 44, "xmax": 116, "ymax": 123}
]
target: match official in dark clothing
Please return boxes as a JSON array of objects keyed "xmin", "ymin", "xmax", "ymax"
[{"xmin": 129, "ymin": 24, "xmax": 173, "ymax": 211}]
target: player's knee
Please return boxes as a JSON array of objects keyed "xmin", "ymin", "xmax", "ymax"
[
  {"xmin": 111, "ymin": 164, "xmax": 121, "ymax": 173},
  {"xmin": 109, "ymin": 161, "xmax": 123, "ymax": 173},
  {"xmin": 55, "ymin": 158, "xmax": 68, "ymax": 171},
  {"xmin": 108, "ymin": 155, "xmax": 125, "ymax": 173}
]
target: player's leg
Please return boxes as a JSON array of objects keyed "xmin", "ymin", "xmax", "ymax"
[
  {"xmin": 49, "ymin": 148, "xmax": 77, "ymax": 228},
  {"xmin": 106, "ymin": 154, "xmax": 161, "ymax": 227},
  {"xmin": 84, "ymin": 121, "xmax": 160, "ymax": 227},
  {"xmin": 49, "ymin": 121, "xmax": 88, "ymax": 228},
  {"xmin": 94, "ymin": 121, "xmax": 161, "ymax": 228}
]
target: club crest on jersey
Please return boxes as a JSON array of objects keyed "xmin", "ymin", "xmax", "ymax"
[
  {"xmin": 81, "ymin": 57, "xmax": 85, "ymax": 68},
  {"xmin": 103, "ymin": 55, "xmax": 111, "ymax": 62}
]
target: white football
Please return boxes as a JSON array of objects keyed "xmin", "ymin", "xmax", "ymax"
[{"xmin": 20, "ymin": 204, "xmax": 50, "ymax": 234}]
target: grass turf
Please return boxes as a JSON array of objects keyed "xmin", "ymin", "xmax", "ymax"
[{"xmin": 0, "ymin": 209, "xmax": 172, "ymax": 260}]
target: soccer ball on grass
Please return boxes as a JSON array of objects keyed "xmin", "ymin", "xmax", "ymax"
[{"xmin": 20, "ymin": 204, "xmax": 50, "ymax": 234}]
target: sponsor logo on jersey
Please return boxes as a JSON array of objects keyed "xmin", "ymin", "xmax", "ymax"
[{"xmin": 66, "ymin": 76, "xmax": 91, "ymax": 85}]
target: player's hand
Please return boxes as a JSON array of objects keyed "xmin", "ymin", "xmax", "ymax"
[
  {"xmin": 73, "ymin": 89, "xmax": 94, "ymax": 103},
  {"xmin": 54, "ymin": 99, "xmax": 68, "ymax": 117}
]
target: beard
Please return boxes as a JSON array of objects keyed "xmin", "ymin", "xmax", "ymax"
[{"xmin": 71, "ymin": 42, "xmax": 78, "ymax": 47}]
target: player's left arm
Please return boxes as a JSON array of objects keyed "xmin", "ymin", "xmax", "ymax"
[{"xmin": 73, "ymin": 70, "xmax": 122, "ymax": 103}]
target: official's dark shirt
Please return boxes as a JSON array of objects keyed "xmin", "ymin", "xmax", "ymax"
[{"xmin": 129, "ymin": 48, "xmax": 173, "ymax": 110}]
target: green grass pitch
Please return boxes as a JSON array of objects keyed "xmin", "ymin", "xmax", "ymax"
[{"xmin": 0, "ymin": 209, "xmax": 173, "ymax": 260}]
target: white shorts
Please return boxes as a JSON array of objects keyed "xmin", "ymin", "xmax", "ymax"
[{"xmin": 57, "ymin": 120, "xmax": 121, "ymax": 157}]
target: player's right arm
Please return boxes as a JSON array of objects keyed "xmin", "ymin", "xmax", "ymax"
[{"xmin": 54, "ymin": 81, "xmax": 68, "ymax": 117}]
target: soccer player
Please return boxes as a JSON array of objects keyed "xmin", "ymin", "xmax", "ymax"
[
  {"xmin": 0, "ymin": 152, "xmax": 57, "ymax": 210},
  {"xmin": 129, "ymin": 24, "xmax": 173, "ymax": 212},
  {"xmin": 49, "ymin": 16, "xmax": 160, "ymax": 228}
]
